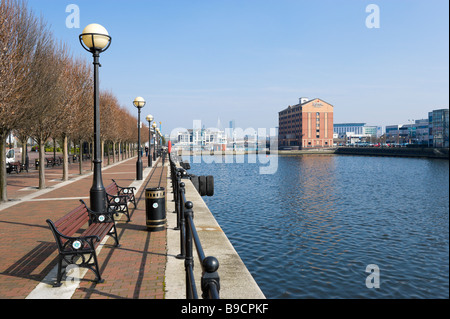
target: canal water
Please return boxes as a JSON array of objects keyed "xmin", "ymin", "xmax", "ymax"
[{"xmin": 184, "ymin": 154, "xmax": 449, "ymax": 299}]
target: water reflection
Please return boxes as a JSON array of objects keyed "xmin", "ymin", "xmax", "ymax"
[{"xmin": 186, "ymin": 155, "xmax": 449, "ymax": 298}]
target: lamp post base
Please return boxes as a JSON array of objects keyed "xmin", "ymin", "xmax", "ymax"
[
  {"xmin": 90, "ymin": 188, "xmax": 106, "ymax": 214},
  {"xmin": 136, "ymin": 160, "xmax": 143, "ymax": 180}
]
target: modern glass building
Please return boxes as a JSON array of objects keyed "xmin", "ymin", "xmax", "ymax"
[
  {"xmin": 386, "ymin": 120, "xmax": 430, "ymax": 145},
  {"xmin": 334, "ymin": 123, "xmax": 382, "ymax": 139},
  {"xmin": 429, "ymin": 109, "xmax": 449, "ymax": 148},
  {"xmin": 334, "ymin": 123, "xmax": 366, "ymax": 135}
]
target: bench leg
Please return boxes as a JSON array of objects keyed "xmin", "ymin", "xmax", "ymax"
[
  {"xmin": 109, "ymin": 224, "xmax": 120, "ymax": 247},
  {"xmin": 118, "ymin": 204, "xmax": 132, "ymax": 222},
  {"xmin": 53, "ymin": 252, "xmax": 105, "ymax": 286},
  {"xmin": 53, "ymin": 256, "xmax": 64, "ymax": 288},
  {"xmin": 123, "ymin": 206, "xmax": 131, "ymax": 222},
  {"xmin": 91, "ymin": 253, "xmax": 104, "ymax": 284},
  {"xmin": 130, "ymin": 194, "xmax": 137, "ymax": 208}
]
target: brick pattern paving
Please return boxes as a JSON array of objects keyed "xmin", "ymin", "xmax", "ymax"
[
  {"xmin": 5, "ymin": 156, "xmax": 96, "ymax": 200},
  {"xmin": 0, "ymin": 157, "xmax": 167, "ymax": 299},
  {"xmin": 72, "ymin": 164, "xmax": 167, "ymax": 299}
]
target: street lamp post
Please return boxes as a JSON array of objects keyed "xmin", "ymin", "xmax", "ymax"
[
  {"xmin": 146, "ymin": 114, "xmax": 153, "ymax": 167},
  {"xmin": 134, "ymin": 97, "xmax": 146, "ymax": 180},
  {"xmin": 156, "ymin": 128, "xmax": 160, "ymax": 157},
  {"xmin": 152, "ymin": 122, "xmax": 157, "ymax": 161},
  {"xmin": 79, "ymin": 23, "xmax": 111, "ymax": 214}
]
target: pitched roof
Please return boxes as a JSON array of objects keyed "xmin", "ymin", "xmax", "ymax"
[{"xmin": 279, "ymin": 98, "xmax": 334, "ymax": 113}]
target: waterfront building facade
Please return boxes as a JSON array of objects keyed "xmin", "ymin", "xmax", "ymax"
[
  {"xmin": 386, "ymin": 125, "xmax": 403, "ymax": 144},
  {"xmin": 334, "ymin": 123, "xmax": 366, "ymax": 136},
  {"xmin": 333, "ymin": 123, "xmax": 382, "ymax": 137},
  {"xmin": 429, "ymin": 109, "xmax": 449, "ymax": 148},
  {"xmin": 333, "ymin": 123, "xmax": 382, "ymax": 145},
  {"xmin": 411, "ymin": 119, "xmax": 430, "ymax": 146},
  {"xmin": 278, "ymin": 97, "xmax": 334, "ymax": 149},
  {"xmin": 175, "ymin": 128, "xmax": 227, "ymax": 151},
  {"xmin": 386, "ymin": 111, "xmax": 447, "ymax": 147}
]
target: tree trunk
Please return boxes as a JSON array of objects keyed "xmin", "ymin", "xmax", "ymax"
[
  {"xmin": 90, "ymin": 141, "xmax": 93, "ymax": 171},
  {"xmin": 101, "ymin": 140, "xmax": 105, "ymax": 167},
  {"xmin": 53, "ymin": 137, "xmax": 56, "ymax": 165},
  {"xmin": 62, "ymin": 134, "xmax": 69, "ymax": 181},
  {"xmin": 79, "ymin": 139, "xmax": 83, "ymax": 175},
  {"xmin": 112, "ymin": 142, "xmax": 116, "ymax": 163},
  {"xmin": 107, "ymin": 141, "xmax": 110, "ymax": 166},
  {"xmin": 38, "ymin": 138, "xmax": 46, "ymax": 189},
  {"xmin": 21, "ymin": 137, "xmax": 27, "ymax": 164},
  {"xmin": 0, "ymin": 130, "xmax": 8, "ymax": 202}
]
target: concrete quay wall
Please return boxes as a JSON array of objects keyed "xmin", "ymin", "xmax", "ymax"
[
  {"xmin": 176, "ymin": 147, "xmax": 449, "ymax": 159},
  {"xmin": 165, "ymin": 165, "xmax": 266, "ymax": 299},
  {"xmin": 334, "ymin": 147, "xmax": 449, "ymax": 159}
]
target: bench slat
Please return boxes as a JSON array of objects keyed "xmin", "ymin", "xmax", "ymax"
[
  {"xmin": 54, "ymin": 204, "xmax": 86, "ymax": 226},
  {"xmin": 54, "ymin": 205, "xmax": 89, "ymax": 237},
  {"xmin": 105, "ymin": 183, "xmax": 118, "ymax": 194},
  {"xmin": 81, "ymin": 222, "xmax": 114, "ymax": 248}
]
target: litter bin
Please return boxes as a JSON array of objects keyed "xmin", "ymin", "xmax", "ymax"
[
  {"xmin": 35, "ymin": 159, "xmax": 39, "ymax": 170},
  {"xmin": 145, "ymin": 187, "xmax": 166, "ymax": 232}
]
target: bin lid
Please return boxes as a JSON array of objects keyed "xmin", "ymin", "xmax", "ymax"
[
  {"xmin": 146, "ymin": 187, "xmax": 165, "ymax": 192},
  {"xmin": 145, "ymin": 187, "xmax": 165, "ymax": 199}
]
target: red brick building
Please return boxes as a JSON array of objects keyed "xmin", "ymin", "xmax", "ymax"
[{"xmin": 278, "ymin": 98, "xmax": 334, "ymax": 149}]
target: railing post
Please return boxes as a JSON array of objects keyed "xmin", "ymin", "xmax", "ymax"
[
  {"xmin": 184, "ymin": 201, "xmax": 195, "ymax": 298},
  {"xmin": 174, "ymin": 170, "xmax": 181, "ymax": 204},
  {"xmin": 201, "ymin": 256, "xmax": 220, "ymax": 299},
  {"xmin": 173, "ymin": 171, "xmax": 180, "ymax": 230},
  {"xmin": 176, "ymin": 182, "xmax": 186, "ymax": 259},
  {"xmin": 174, "ymin": 170, "xmax": 181, "ymax": 228}
]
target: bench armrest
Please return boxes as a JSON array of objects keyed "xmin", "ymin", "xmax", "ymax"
[
  {"xmin": 106, "ymin": 193, "xmax": 128, "ymax": 205},
  {"xmin": 80, "ymin": 200, "xmax": 117, "ymax": 223},
  {"xmin": 112, "ymin": 179, "xmax": 136, "ymax": 192},
  {"xmin": 88, "ymin": 207, "xmax": 117, "ymax": 224},
  {"xmin": 47, "ymin": 219, "xmax": 100, "ymax": 252},
  {"xmin": 61, "ymin": 235, "xmax": 100, "ymax": 252},
  {"xmin": 117, "ymin": 186, "xmax": 136, "ymax": 195}
]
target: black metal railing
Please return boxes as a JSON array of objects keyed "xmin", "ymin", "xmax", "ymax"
[{"xmin": 169, "ymin": 153, "xmax": 220, "ymax": 299}]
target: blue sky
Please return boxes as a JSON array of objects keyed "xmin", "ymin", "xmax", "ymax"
[{"xmin": 27, "ymin": 0, "xmax": 449, "ymax": 133}]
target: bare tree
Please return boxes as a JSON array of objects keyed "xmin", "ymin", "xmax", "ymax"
[
  {"xmin": 55, "ymin": 55, "xmax": 91, "ymax": 181},
  {"xmin": 70, "ymin": 61, "xmax": 93, "ymax": 175},
  {"xmin": 100, "ymin": 90, "xmax": 119, "ymax": 166},
  {"xmin": 25, "ymin": 37, "xmax": 66, "ymax": 189},
  {"xmin": 0, "ymin": 0, "xmax": 42, "ymax": 201}
]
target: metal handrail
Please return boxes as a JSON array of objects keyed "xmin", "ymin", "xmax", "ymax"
[{"xmin": 169, "ymin": 154, "xmax": 220, "ymax": 299}]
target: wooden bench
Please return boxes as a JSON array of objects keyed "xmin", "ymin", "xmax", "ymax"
[
  {"xmin": 20, "ymin": 160, "xmax": 29, "ymax": 173},
  {"xmin": 7, "ymin": 162, "xmax": 20, "ymax": 174},
  {"xmin": 46, "ymin": 200, "xmax": 120, "ymax": 287},
  {"xmin": 45, "ymin": 157, "xmax": 54, "ymax": 167},
  {"xmin": 105, "ymin": 180, "xmax": 136, "ymax": 222}
]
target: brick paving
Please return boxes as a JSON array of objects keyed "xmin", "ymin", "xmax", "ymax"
[{"xmin": 0, "ymin": 156, "xmax": 168, "ymax": 299}]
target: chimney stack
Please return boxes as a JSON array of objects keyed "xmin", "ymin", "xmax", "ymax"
[{"xmin": 299, "ymin": 97, "xmax": 309, "ymax": 104}]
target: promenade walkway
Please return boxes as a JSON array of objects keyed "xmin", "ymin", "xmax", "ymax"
[{"xmin": 0, "ymin": 155, "xmax": 167, "ymax": 299}]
